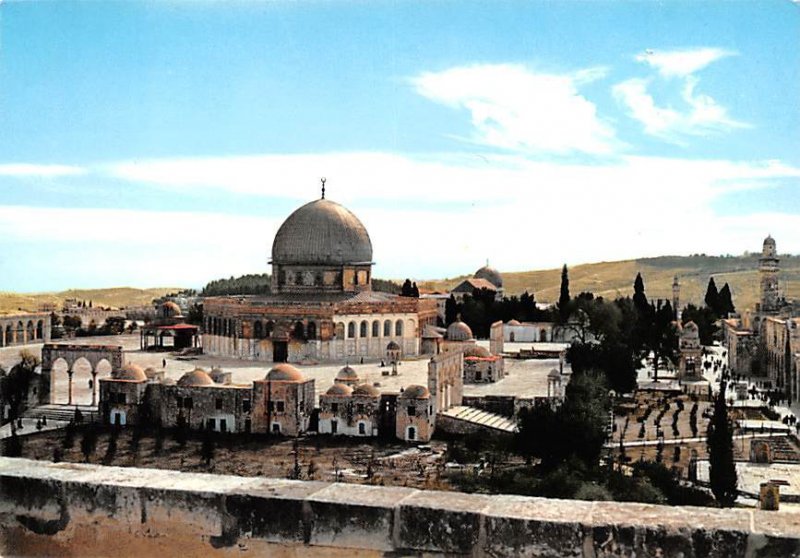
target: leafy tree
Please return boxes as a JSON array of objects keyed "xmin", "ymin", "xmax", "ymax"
[
  {"xmin": 681, "ymin": 304, "xmax": 719, "ymax": 346},
  {"xmin": 704, "ymin": 277, "xmax": 720, "ymax": 315},
  {"xmin": 707, "ymin": 382, "xmax": 738, "ymax": 507},
  {"xmin": 517, "ymin": 371, "xmax": 610, "ymax": 470},
  {"xmin": 186, "ymin": 303, "xmax": 203, "ymax": 326},
  {"xmin": 558, "ymin": 264, "xmax": 571, "ymax": 322},
  {"xmin": 201, "ymin": 273, "xmax": 272, "ymax": 296}
]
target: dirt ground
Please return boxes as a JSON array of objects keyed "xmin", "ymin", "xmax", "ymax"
[{"xmin": 14, "ymin": 426, "xmax": 455, "ymax": 490}]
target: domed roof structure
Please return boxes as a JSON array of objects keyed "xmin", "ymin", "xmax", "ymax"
[
  {"xmin": 266, "ymin": 363, "xmax": 305, "ymax": 382},
  {"xmin": 160, "ymin": 301, "xmax": 182, "ymax": 318},
  {"xmin": 335, "ymin": 365, "xmax": 359, "ymax": 382},
  {"xmin": 507, "ymin": 319, "xmax": 521, "ymax": 326},
  {"xmin": 474, "ymin": 265, "xmax": 503, "ymax": 289},
  {"xmin": 326, "ymin": 383, "xmax": 353, "ymax": 396},
  {"xmin": 271, "ymin": 199, "xmax": 373, "ymax": 265},
  {"xmin": 463, "ymin": 345, "xmax": 491, "ymax": 358},
  {"xmin": 352, "ymin": 383, "xmax": 380, "ymax": 397},
  {"xmin": 177, "ymin": 368, "xmax": 214, "ymax": 387},
  {"xmin": 112, "ymin": 363, "xmax": 147, "ymax": 382},
  {"xmin": 447, "ymin": 320, "xmax": 473, "ymax": 342},
  {"xmin": 386, "ymin": 341, "xmax": 401, "ymax": 350},
  {"xmin": 399, "ymin": 385, "xmax": 430, "ymax": 399},
  {"xmin": 764, "ymin": 234, "xmax": 776, "ymax": 246}
]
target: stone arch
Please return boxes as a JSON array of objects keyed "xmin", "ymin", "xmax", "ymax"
[
  {"xmin": 4, "ymin": 324, "xmax": 11, "ymax": 346},
  {"xmin": 40, "ymin": 344, "xmax": 124, "ymax": 405},
  {"xmin": 265, "ymin": 320, "xmax": 274, "ymax": 338},
  {"xmin": 372, "ymin": 320, "xmax": 380, "ymax": 338},
  {"xmin": 384, "ymin": 320, "xmax": 391, "ymax": 337},
  {"xmin": 348, "ymin": 322, "xmax": 356, "ymax": 339},
  {"xmin": 16, "ymin": 321, "xmax": 24, "ymax": 343},
  {"xmin": 307, "ymin": 321, "xmax": 317, "ymax": 340},
  {"xmin": 26, "ymin": 320, "xmax": 35, "ymax": 341},
  {"xmin": 360, "ymin": 320, "xmax": 368, "ymax": 338},
  {"xmin": 395, "ymin": 320, "xmax": 404, "ymax": 337},
  {"xmin": 254, "ymin": 320, "xmax": 263, "ymax": 339},
  {"xmin": 510, "ymin": 332, "xmax": 515, "ymax": 342},
  {"xmin": 540, "ymin": 328, "xmax": 548, "ymax": 342},
  {"xmin": 293, "ymin": 321, "xmax": 306, "ymax": 340}
]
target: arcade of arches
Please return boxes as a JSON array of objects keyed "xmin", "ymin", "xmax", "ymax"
[
  {"xmin": 0, "ymin": 312, "xmax": 51, "ymax": 347},
  {"xmin": 41, "ymin": 344, "xmax": 124, "ymax": 406}
]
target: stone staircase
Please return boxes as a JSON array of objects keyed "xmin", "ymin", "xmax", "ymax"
[{"xmin": 22, "ymin": 404, "xmax": 100, "ymax": 424}]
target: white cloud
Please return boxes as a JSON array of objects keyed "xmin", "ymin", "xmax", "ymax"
[
  {"xmin": 4, "ymin": 151, "xmax": 798, "ymax": 292},
  {"xmin": 411, "ymin": 64, "xmax": 618, "ymax": 155},
  {"xmin": 0, "ymin": 163, "xmax": 87, "ymax": 178},
  {"xmin": 635, "ymin": 48, "xmax": 734, "ymax": 77},
  {"xmin": 615, "ymin": 48, "xmax": 747, "ymax": 141}
]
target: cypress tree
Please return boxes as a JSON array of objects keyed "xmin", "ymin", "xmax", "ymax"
[
  {"xmin": 558, "ymin": 264, "xmax": 571, "ymax": 322},
  {"xmin": 632, "ymin": 272, "xmax": 648, "ymax": 314},
  {"xmin": 718, "ymin": 283, "xmax": 735, "ymax": 317},
  {"xmin": 411, "ymin": 282, "xmax": 420, "ymax": 298},
  {"xmin": 401, "ymin": 279, "xmax": 413, "ymax": 297},
  {"xmin": 707, "ymin": 383, "xmax": 738, "ymax": 507},
  {"xmin": 445, "ymin": 295, "xmax": 459, "ymax": 326},
  {"xmin": 704, "ymin": 277, "xmax": 720, "ymax": 315}
]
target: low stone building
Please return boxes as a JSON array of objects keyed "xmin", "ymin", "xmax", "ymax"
[
  {"xmin": 251, "ymin": 364, "xmax": 315, "ymax": 436},
  {"xmin": 396, "ymin": 385, "xmax": 434, "ymax": 442},
  {"xmin": 462, "ymin": 345, "xmax": 505, "ymax": 383},
  {"xmin": 99, "ymin": 363, "xmax": 149, "ymax": 426},
  {"xmin": 318, "ymin": 381, "xmax": 381, "ymax": 437}
]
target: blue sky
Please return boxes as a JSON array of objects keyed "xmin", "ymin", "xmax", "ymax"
[{"xmin": 1, "ymin": 1, "xmax": 799, "ymax": 292}]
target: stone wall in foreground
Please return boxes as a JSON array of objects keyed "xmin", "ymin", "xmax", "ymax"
[{"xmin": 1, "ymin": 457, "xmax": 799, "ymax": 557}]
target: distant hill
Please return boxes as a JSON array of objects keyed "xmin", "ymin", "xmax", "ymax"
[
  {"xmin": 418, "ymin": 255, "xmax": 800, "ymax": 312},
  {"xmin": 0, "ymin": 287, "xmax": 181, "ymax": 314}
]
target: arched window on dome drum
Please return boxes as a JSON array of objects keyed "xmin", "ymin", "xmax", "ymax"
[
  {"xmin": 293, "ymin": 321, "xmax": 305, "ymax": 340},
  {"xmin": 360, "ymin": 321, "xmax": 368, "ymax": 338},
  {"xmin": 348, "ymin": 322, "xmax": 356, "ymax": 339},
  {"xmin": 395, "ymin": 320, "xmax": 403, "ymax": 337},
  {"xmin": 335, "ymin": 322, "xmax": 345, "ymax": 339},
  {"xmin": 372, "ymin": 320, "xmax": 380, "ymax": 337},
  {"xmin": 307, "ymin": 321, "xmax": 317, "ymax": 340},
  {"xmin": 265, "ymin": 320, "xmax": 274, "ymax": 338},
  {"xmin": 384, "ymin": 320, "xmax": 391, "ymax": 337},
  {"xmin": 254, "ymin": 320, "xmax": 263, "ymax": 339}
]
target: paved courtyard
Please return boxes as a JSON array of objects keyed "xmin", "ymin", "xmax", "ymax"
[{"xmin": 1, "ymin": 336, "xmax": 570, "ymax": 407}]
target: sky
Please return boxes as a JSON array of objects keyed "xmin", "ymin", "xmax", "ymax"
[{"xmin": 0, "ymin": 0, "xmax": 799, "ymax": 292}]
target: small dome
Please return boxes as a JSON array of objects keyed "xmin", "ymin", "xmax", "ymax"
[
  {"xmin": 326, "ymin": 383, "xmax": 353, "ymax": 396},
  {"xmin": 113, "ymin": 363, "xmax": 147, "ymax": 382},
  {"xmin": 463, "ymin": 345, "xmax": 491, "ymax": 358},
  {"xmin": 177, "ymin": 368, "xmax": 214, "ymax": 387},
  {"xmin": 266, "ymin": 363, "xmax": 305, "ymax": 382},
  {"xmin": 764, "ymin": 235, "xmax": 776, "ymax": 246},
  {"xmin": 386, "ymin": 341, "xmax": 401, "ymax": 350},
  {"xmin": 336, "ymin": 365, "xmax": 359, "ymax": 381},
  {"xmin": 160, "ymin": 301, "xmax": 182, "ymax": 318},
  {"xmin": 507, "ymin": 319, "xmax": 521, "ymax": 326},
  {"xmin": 352, "ymin": 383, "xmax": 380, "ymax": 397},
  {"xmin": 474, "ymin": 265, "xmax": 503, "ymax": 289},
  {"xmin": 399, "ymin": 385, "xmax": 430, "ymax": 399},
  {"xmin": 271, "ymin": 199, "xmax": 373, "ymax": 266},
  {"xmin": 548, "ymin": 368, "xmax": 561, "ymax": 378},
  {"xmin": 447, "ymin": 320, "xmax": 473, "ymax": 342}
]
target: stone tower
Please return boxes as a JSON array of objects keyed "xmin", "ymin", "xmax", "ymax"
[
  {"xmin": 759, "ymin": 235, "xmax": 780, "ymax": 313},
  {"xmin": 672, "ymin": 275, "xmax": 680, "ymax": 319}
]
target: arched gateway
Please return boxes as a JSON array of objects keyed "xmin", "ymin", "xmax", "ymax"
[{"xmin": 41, "ymin": 344, "xmax": 124, "ymax": 405}]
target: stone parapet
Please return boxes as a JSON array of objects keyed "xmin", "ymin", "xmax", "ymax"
[{"xmin": 1, "ymin": 457, "xmax": 799, "ymax": 557}]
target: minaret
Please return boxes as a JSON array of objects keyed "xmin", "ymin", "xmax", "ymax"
[
  {"xmin": 759, "ymin": 235, "xmax": 780, "ymax": 313},
  {"xmin": 672, "ymin": 275, "xmax": 680, "ymax": 319}
]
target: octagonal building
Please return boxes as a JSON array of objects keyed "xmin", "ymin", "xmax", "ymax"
[{"xmin": 203, "ymin": 193, "xmax": 438, "ymax": 363}]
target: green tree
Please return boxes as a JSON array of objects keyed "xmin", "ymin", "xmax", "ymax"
[
  {"xmin": 401, "ymin": 279, "xmax": 413, "ymax": 297},
  {"xmin": 707, "ymin": 383, "xmax": 738, "ymax": 507},
  {"xmin": 200, "ymin": 428, "xmax": 215, "ymax": 466},
  {"xmin": 445, "ymin": 294, "xmax": 459, "ymax": 326},
  {"xmin": 718, "ymin": 283, "xmax": 735, "ymax": 317},
  {"xmin": 558, "ymin": 264, "xmax": 571, "ymax": 323},
  {"xmin": 704, "ymin": 277, "xmax": 720, "ymax": 315},
  {"xmin": 650, "ymin": 301, "xmax": 678, "ymax": 381},
  {"xmin": 681, "ymin": 304, "xmax": 720, "ymax": 345}
]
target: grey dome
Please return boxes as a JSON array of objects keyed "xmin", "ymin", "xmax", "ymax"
[
  {"xmin": 271, "ymin": 199, "xmax": 373, "ymax": 265},
  {"xmin": 447, "ymin": 320, "xmax": 474, "ymax": 342},
  {"xmin": 474, "ymin": 265, "xmax": 503, "ymax": 289}
]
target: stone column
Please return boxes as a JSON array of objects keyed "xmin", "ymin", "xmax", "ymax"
[
  {"xmin": 91, "ymin": 371, "xmax": 98, "ymax": 406},
  {"xmin": 67, "ymin": 371, "xmax": 74, "ymax": 406}
]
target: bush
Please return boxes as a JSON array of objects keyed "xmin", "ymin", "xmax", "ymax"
[{"xmin": 575, "ymin": 483, "xmax": 613, "ymax": 501}]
